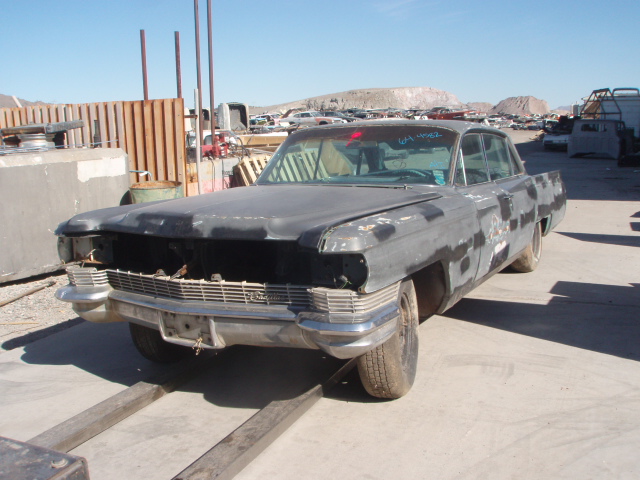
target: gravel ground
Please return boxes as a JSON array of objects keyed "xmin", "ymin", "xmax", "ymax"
[{"xmin": 0, "ymin": 271, "xmax": 81, "ymax": 352}]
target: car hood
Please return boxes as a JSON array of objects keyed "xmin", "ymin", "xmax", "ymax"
[{"xmin": 58, "ymin": 185, "xmax": 441, "ymax": 249}]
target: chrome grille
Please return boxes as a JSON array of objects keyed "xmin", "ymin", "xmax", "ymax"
[
  {"xmin": 311, "ymin": 283, "xmax": 399, "ymax": 315},
  {"xmin": 65, "ymin": 268, "xmax": 398, "ymax": 315},
  {"xmin": 66, "ymin": 267, "xmax": 109, "ymax": 287},
  {"xmin": 106, "ymin": 270, "xmax": 312, "ymax": 307}
]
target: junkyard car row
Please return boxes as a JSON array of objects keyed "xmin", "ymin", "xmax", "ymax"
[{"xmin": 56, "ymin": 120, "xmax": 566, "ymax": 398}]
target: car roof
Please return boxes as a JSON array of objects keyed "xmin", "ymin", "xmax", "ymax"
[{"xmin": 311, "ymin": 118, "xmax": 506, "ymax": 135}]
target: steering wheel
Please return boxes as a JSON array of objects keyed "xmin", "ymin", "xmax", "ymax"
[{"xmin": 393, "ymin": 169, "xmax": 437, "ymax": 182}]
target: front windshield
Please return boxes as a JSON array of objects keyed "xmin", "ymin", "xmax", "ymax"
[{"xmin": 257, "ymin": 124, "xmax": 457, "ymax": 186}]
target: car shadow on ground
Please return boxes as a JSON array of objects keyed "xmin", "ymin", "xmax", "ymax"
[
  {"xmin": 15, "ymin": 319, "xmax": 346, "ymax": 409},
  {"xmin": 447, "ymin": 280, "xmax": 640, "ymax": 362},
  {"xmin": 328, "ymin": 279, "xmax": 640, "ymax": 403},
  {"xmin": 556, "ymin": 231, "xmax": 640, "ymax": 248},
  {"xmin": 1, "ymin": 318, "xmax": 83, "ymax": 350},
  {"xmin": 16, "ymin": 321, "xmax": 177, "ymax": 387}
]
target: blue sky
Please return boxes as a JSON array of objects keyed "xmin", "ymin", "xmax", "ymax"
[{"xmin": 2, "ymin": 0, "xmax": 638, "ymax": 109}]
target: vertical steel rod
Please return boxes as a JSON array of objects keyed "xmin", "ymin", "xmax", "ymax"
[
  {"xmin": 140, "ymin": 29, "xmax": 149, "ymax": 101},
  {"xmin": 194, "ymin": 89, "xmax": 203, "ymax": 195},
  {"xmin": 207, "ymin": 0, "xmax": 215, "ymax": 129},
  {"xmin": 175, "ymin": 31, "xmax": 182, "ymax": 99},
  {"xmin": 194, "ymin": 0, "xmax": 204, "ymax": 146}
]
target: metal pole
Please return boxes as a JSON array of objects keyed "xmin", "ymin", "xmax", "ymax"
[
  {"xmin": 207, "ymin": 0, "xmax": 215, "ymax": 129},
  {"xmin": 140, "ymin": 29, "xmax": 149, "ymax": 100},
  {"xmin": 175, "ymin": 31, "xmax": 182, "ymax": 99},
  {"xmin": 194, "ymin": 0, "xmax": 204, "ymax": 146},
  {"xmin": 194, "ymin": 89, "xmax": 203, "ymax": 195}
]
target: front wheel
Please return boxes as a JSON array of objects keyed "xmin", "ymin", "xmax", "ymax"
[
  {"xmin": 129, "ymin": 323, "xmax": 192, "ymax": 363},
  {"xmin": 357, "ymin": 278, "xmax": 419, "ymax": 399},
  {"xmin": 510, "ymin": 221, "xmax": 542, "ymax": 273}
]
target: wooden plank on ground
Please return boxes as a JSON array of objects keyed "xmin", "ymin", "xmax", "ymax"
[
  {"xmin": 28, "ymin": 355, "xmax": 214, "ymax": 453},
  {"xmin": 172, "ymin": 359, "xmax": 357, "ymax": 480}
]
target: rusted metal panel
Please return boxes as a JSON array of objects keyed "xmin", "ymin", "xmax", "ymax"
[{"xmin": 0, "ymin": 436, "xmax": 90, "ymax": 480}]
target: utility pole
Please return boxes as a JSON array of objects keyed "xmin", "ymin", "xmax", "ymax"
[{"xmin": 140, "ymin": 29, "xmax": 149, "ymax": 100}]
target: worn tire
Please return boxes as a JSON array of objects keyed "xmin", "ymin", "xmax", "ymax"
[
  {"xmin": 129, "ymin": 323, "xmax": 192, "ymax": 363},
  {"xmin": 510, "ymin": 221, "xmax": 542, "ymax": 273},
  {"xmin": 357, "ymin": 278, "xmax": 419, "ymax": 399}
]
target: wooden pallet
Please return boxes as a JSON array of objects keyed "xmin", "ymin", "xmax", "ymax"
[
  {"xmin": 233, "ymin": 152, "xmax": 331, "ymax": 186},
  {"xmin": 234, "ymin": 156, "xmax": 271, "ymax": 186}
]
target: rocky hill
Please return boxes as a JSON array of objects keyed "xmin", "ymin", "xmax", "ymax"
[
  {"xmin": 251, "ymin": 87, "xmax": 466, "ymax": 114},
  {"xmin": 251, "ymin": 88, "xmax": 554, "ymax": 116},
  {"xmin": 467, "ymin": 102, "xmax": 494, "ymax": 114},
  {"xmin": 0, "ymin": 94, "xmax": 46, "ymax": 108},
  {"xmin": 489, "ymin": 96, "xmax": 550, "ymax": 116}
]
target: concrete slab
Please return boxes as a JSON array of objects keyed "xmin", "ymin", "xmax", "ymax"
[
  {"xmin": 68, "ymin": 347, "xmax": 342, "ymax": 480},
  {"xmin": 0, "ymin": 322, "xmax": 174, "ymax": 441}
]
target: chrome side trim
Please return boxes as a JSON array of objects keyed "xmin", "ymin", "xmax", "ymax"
[
  {"xmin": 55, "ymin": 284, "xmax": 112, "ymax": 304},
  {"xmin": 297, "ymin": 303, "xmax": 400, "ymax": 335}
]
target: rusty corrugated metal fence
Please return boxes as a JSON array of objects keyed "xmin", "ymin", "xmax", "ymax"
[{"xmin": 0, "ymin": 98, "xmax": 186, "ymax": 185}]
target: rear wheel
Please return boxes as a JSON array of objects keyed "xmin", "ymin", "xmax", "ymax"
[
  {"xmin": 129, "ymin": 323, "xmax": 192, "ymax": 363},
  {"xmin": 510, "ymin": 221, "xmax": 542, "ymax": 273},
  {"xmin": 357, "ymin": 278, "xmax": 419, "ymax": 399}
]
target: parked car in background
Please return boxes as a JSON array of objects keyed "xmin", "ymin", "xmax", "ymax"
[
  {"xmin": 543, "ymin": 133, "xmax": 569, "ymax": 151},
  {"xmin": 55, "ymin": 120, "xmax": 566, "ymax": 400},
  {"xmin": 250, "ymin": 113, "xmax": 281, "ymax": 126},
  {"xmin": 542, "ymin": 116, "xmax": 575, "ymax": 151},
  {"xmin": 279, "ymin": 111, "xmax": 346, "ymax": 126},
  {"xmin": 568, "ymin": 119, "xmax": 633, "ymax": 160},
  {"xmin": 320, "ymin": 111, "xmax": 360, "ymax": 122}
]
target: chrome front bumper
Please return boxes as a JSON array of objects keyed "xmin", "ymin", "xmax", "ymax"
[{"xmin": 56, "ymin": 271, "xmax": 400, "ymax": 359}]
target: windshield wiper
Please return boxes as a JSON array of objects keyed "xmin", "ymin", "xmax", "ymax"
[{"xmin": 304, "ymin": 183, "xmax": 413, "ymax": 189}]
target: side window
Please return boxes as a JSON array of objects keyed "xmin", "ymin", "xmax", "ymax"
[
  {"xmin": 458, "ymin": 134, "xmax": 489, "ymax": 185},
  {"xmin": 483, "ymin": 134, "xmax": 514, "ymax": 180},
  {"xmin": 507, "ymin": 141, "xmax": 524, "ymax": 175}
]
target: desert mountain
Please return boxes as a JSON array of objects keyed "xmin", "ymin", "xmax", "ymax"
[
  {"xmin": 251, "ymin": 87, "xmax": 552, "ymax": 116},
  {"xmin": 0, "ymin": 94, "xmax": 46, "ymax": 108},
  {"xmin": 251, "ymin": 87, "xmax": 466, "ymax": 114},
  {"xmin": 490, "ymin": 96, "xmax": 550, "ymax": 116},
  {"xmin": 467, "ymin": 102, "xmax": 494, "ymax": 113}
]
